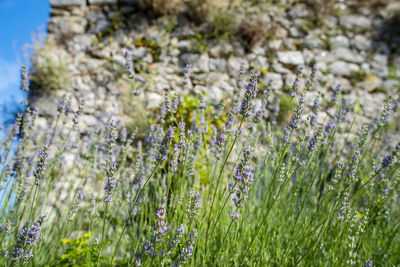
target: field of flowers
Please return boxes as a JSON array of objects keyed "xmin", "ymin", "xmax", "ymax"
[{"xmin": 0, "ymin": 54, "xmax": 399, "ymax": 266}]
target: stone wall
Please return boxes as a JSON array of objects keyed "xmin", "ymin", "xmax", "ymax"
[{"xmin": 30, "ymin": 0, "xmax": 400, "ymax": 132}]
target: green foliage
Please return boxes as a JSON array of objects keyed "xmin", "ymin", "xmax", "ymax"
[
  {"xmin": 51, "ymin": 234, "xmax": 110, "ymax": 267},
  {"xmin": 30, "ymin": 41, "xmax": 71, "ymax": 91},
  {"xmin": 388, "ymin": 66, "xmax": 398, "ymax": 80},
  {"xmin": 210, "ymin": 9, "xmax": 239, "ymax": 39},
  {"xmin": 120, "ymin": 83, "xmax": 149, "ymax": 139},
  {"xmin": 277, "ymin": 93, "xmax": 296, "ymax": 125},
  {"xmin": 110, "ymin": 12, "xmax": 121, "ymax": 32},
  {"xmin": 178, "ymin": 94, "xmax": 200, "ymax": 123},
  {"xmin": 321, "ymin": 35, "xmax": 332, "ymax": 50},
  {"xmin": 189, "ymin": 33, "xmax": 209, "ymax": 54},
  {"xmin": 161, "ymin": 93, "xmax": 229, "ymax": 134},
  {"xmin": 350, "ymin": 69, "xmax": 368, "ymax": 86},
  {"xmin": 353, "ymin": 99, "xmax": 363, "ymax": 115},
  {"xmin": 162, "ymin": 15, "xmax": 178, "ymax": 35},
  {"xmin": 1, "ymin": 52, "xmax": 400, "ymax": 267},
  {"xmin": 135, "ymin": 38, "xmax": 161, "ymax": 61}
]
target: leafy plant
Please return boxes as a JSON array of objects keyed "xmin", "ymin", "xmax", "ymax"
[
  {"xmin": 0, "ymin": 54, "xmax": 399, "ymax": 267},
  {"xmin": 51, "ymin": 233, "xmax": 111, "ymax": 267},
  {"xmin": 30, "ymin": 40, "xmax": 71, "ymax": 91},
  {"xmin": 135, "ymin": 38, "xmax": 161, "ymax": 61}
]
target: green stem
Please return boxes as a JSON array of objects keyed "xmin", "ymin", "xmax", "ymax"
[
  {"xmin": 111, "ymin": 162, "xmax": 160, "ymax": 264},
  {"xmin": 96, "ymin": 203, "xmax": 109, "ymax": 267},
  {"xmin": 204, "ymin": 116, "xmax": 244, "ymax": 257},
  {"xmin": 27, "ymin": 186, "xmax": 38, "ymax": 224}
]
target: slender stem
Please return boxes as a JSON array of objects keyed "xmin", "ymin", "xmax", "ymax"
[
  {"xmin": 210, "ymin": 129, "xmax": 256, "ymax": 235},
  {"xmin": 240, "ymin": 154, "xmax": 292, "ymax": 263},
  {"xmin": 111, "ymin": 162, "xmax": 160, "ymax": 264},
  {"xmin": 88, "ymin": 212, "xmax": 93, "ymax": 266},
  {"xmin": 96, "ymin": 203, "xmax": 109, "ymax": 267},
  {"xmin": 48, "ymin": 115, "xmax": 60, "ymax": 146},
  {"xmin": 220, "ymin": 219, "xmax": 234, "ymax": 250},
  {"xmin": 204, "ymin": 116, "xmax": 244, "ymax": 257},
  {"xmin": 27, "ymin": 186, "xmax": 38, "ymax": 223},
  {"xmin": 209, "ymin": 181, "xmax": 237, "ymax": 237}
]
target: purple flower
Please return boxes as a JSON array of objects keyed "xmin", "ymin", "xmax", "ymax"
[
  {"xmin": 287, "ymin": 95, "xmax": 305, "ymax": 130},
  {"xmin": 20, "ymin": 65, "xmax": 29, "ymax": 92},
  {"xmin": 10, "ymin": 215, "xmax": 46, "ymax": 262},
  {"xmin": 290, "ymin": 65, "xmax": 304, "ymax": 97},
  {"xmin": 239, "ymin": 73, "xmax": 258, "ymax": 117},
  {"xmin": 178, "ymin": 122, "xmax": 187, "ymax": 161},
  {"xmin": 230, "ymin": 211, "xmax": 240, "ymax": 220},
  {"xmin": 33, "ymin": 145, "xmax": 49, "ymax": 186},
  {"xmin": 104, "ymin": 160, "xmax": 117, "ymax": 202},
  {"xmin": 171, "ymin": 95, "xmax": 183, "ymax": 114},
  {"xmin": 308, "ymin": 127, "xmax": 322, "ymax": 152},
  {"xmin": 328, "ymin": 160, "xmax": 344, "ymax": 190},
  {"xmin": 106, "ymin": 120, "xmax": 118, "ymax": 154},
  {"xmin": 231, "ymin": 95, "xmax": 239, "ymax": 114},
  {"xmin": 167, "ymin": 224, "xmax": 185, "ymax": 249},
  {"xmin": 225, "ymin": 112, "xmax": 235, "ymax": 132},
  {"xmin": 283, "ymin": 127, "xmax": 291, "ymax": 144},
  {"xmin": 330, "ymin": 85, "xmax": 342, "ymax": 103},
  {"xmin": 72, "ymin": 99, "xmax": 85, "ymax": 124},
  {"xmin": 213, "ymin": 103, "xmax": 224, "ymax": 120},
  {"xmin": 252, "ymin": 109, "xmax": 263, "ymax": 124},
  {"xmin": 177, "ymin": 229, "xmax": 198, "ymax": 265},
  {"xmin": 213, "ymin": 127, "xmax": 228, "ymax": 160},
  {"xmin": 162, "ymin": 94, "xmax": 172, "ymax": 115},
  {"xmin": 184, "ymin": 64, "xmax": 192, "ymax": 86},
  {"xmin": 231, "ymin": 146, "xmax": 255, "ymax": 214},
  {"xmin": 135, "ymin": 257, "xmax": 142, "ymax": 266},
  {"xmin": 338, "ymin": 191, "xmax": 350, "ymax": 220},
  {"xmin": 156, "ymin": 126, "xmax": 175, "ymax": 163},
  {"xmin": 170, "ymin": 143, "xmax": 179, "ymax": 172},
  {"xmin": 125, "ymin": 49, "xmax": 135, "ymax": 79},
  {"xmin": 57, "ymin": 95, "xmax": 72, "ymax": 117},
  {"xmin": 376, "ymin": 142, "xmax": 400, "ymax": 173},
  {"xmin": 186, "ymin": 191, "xmax": 201, "ymax": 222},
  {"xmin": 153, "ymin": 202, "xmax": 171, "ymax": 242},
  {"xmin": 377, "ymin": 99, "xmax": 392, "ymax": 129},
  {"xmin": 104, "ymin": 120, "xmax": 118, "ymax": 202},
  {"xmin": 382, "ymin": 155, "xmax": 392, "ymax": 168},
  {"xmin": 68, "ymin": 189, "xmax": 84, "ymax": 221},
  {"xmin": 345, "ymin": 150, "xmax": 361, "ymax": 185},
  {"xmin": 364, "ymin": 259, "xmax": 373, "ymax": 267},
  {"xmin": 24, "ymin": 107, "xmax": 39, "ymax": 132}
]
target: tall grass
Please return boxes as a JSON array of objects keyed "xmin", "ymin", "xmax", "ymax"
[{"xmin": 0, "ymin": 58, "xmax": 399, "ymax": 266}]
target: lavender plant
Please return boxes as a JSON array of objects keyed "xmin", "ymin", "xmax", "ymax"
[{"xmin": 0, "ymin": 60, "xmax": 399, "ymax": 267}]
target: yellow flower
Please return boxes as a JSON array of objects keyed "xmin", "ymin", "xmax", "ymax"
[{"xmin": 83, "ymin": 233, "xmax": 92, "ymax": 239}]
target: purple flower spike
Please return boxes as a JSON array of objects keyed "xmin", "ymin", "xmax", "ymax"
[
  {"xmin": 125, "ymin": 48, "xmax": 135, "ymax": 79},
  {"xmin": 156, "ymin": 126, "xmax": 175, "ymax": 163}
]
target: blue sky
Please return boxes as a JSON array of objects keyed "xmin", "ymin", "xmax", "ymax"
[{"xmin": 0, "ymin": 0, "xmax": 50, "ymax": 110}]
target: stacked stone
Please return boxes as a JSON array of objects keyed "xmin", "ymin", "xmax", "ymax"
[{"xmin": 29, "ymin": 0, "xmax": 399, "ymax": 132}]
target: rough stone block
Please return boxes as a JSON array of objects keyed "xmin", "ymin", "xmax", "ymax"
[
  {"xmin": 88, "ymin": 0, "xmax": 117, "ymax": 4},
  {"xmin": 50, "ymin": 0, "xmax": 85, "ymax": 7},
  {"xmin": 277, "ymin": 51, "xmax": 304, "ymax": 65}
]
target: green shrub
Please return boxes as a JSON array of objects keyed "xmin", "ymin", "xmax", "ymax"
[
  {"xmin": 52, "ymin": 233, "xmax": 110, "ymax": 266},
  {"xmin": 30, "ymin": 40, "xmax": 71, "ymax": 91},
  {"xmin": 277, "ymin": 93, "xmax": 296, "ymax": 125}
]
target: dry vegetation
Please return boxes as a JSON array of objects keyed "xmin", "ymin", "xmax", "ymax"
[{"xmin": 30, "ymin": 38, "xmax": 71, "ymax": 91}]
